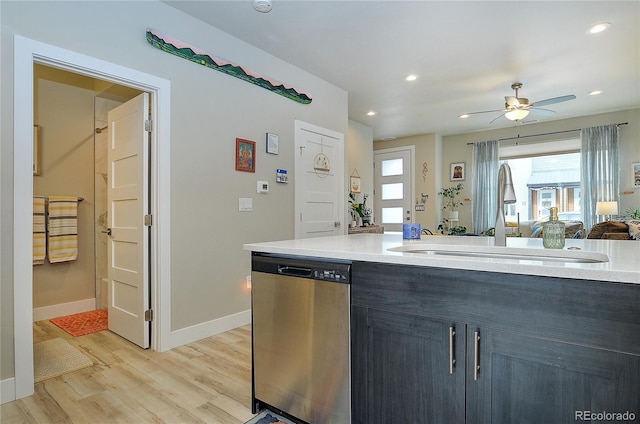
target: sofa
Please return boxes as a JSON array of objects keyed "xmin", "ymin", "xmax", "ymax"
[
  {"xmin": 511, "ymin": 220, "xmax": 586, "ymax": 239},
  {"xmin": 587, "ymin": 220, "xmax": 640, "ymax": 240}
]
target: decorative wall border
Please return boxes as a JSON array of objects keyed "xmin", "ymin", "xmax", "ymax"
[{"xmin": 146, "ymin": 28, "xmax": 312, "ymax": 104}]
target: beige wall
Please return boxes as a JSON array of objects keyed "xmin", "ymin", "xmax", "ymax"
[
  {"xmin": 373, "ymin": 109, "xmax": 639, "ymax": 233},
  {"xmin": 443, "ymin": 109, "xmax": 640, "ymax": 231},
  {"xmin": 1, "ymin": 1, "xmax": 347, "ymax": 381},
  {"xmin": 374, "ymin": 133, "xmax": 443, "ymax": 231},
  {"xmin": 32, "ymin": 78, "xmax": 96, "ymax": 308}
]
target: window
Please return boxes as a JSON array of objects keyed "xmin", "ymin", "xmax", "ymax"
[{"xmin": 500, "ymin": 140, "xmax": 581, "ymax": 223}]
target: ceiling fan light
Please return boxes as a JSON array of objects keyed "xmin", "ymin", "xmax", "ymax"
[{"xmin": 505, "ymin": 109, "xmax": 530, "ymax": 121}]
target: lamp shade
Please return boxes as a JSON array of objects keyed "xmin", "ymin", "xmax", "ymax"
[
  {"xmin": 504, "ymin": 109, "xmax": 530, "ymax": 121},
  {"xmin": 596, "ymin": 201, "xmax": 618, "ymax": 216}
]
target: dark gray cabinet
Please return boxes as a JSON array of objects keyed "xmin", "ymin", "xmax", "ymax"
[{"xmin": 351, "ymin": 261, "xmax": 640, "ymax": 424}]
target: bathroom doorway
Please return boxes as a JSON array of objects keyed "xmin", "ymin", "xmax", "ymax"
[
  {"xmin": 33, "ymin": 64, "xmax": 143, "ymax": 320},
  {"xmin": 13, "ymin": 35, "xmax": 172, "ymax": 400}
]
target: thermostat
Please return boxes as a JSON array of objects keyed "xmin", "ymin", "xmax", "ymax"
[{"xmin": 257, "ymin": 181, "xmax": 269, "ymax": 193}]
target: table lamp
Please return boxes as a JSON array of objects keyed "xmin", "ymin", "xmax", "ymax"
[{"xmin": 596, "ymin": 201, "xmax": 618, "ymax": 221}]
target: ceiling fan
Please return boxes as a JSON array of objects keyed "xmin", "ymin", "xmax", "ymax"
[{"xmin": 462, "ymin": 82, "xmax": 576, "ymax": 123}]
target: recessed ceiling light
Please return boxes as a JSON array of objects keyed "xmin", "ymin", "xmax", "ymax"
[
  {"xmin": 367, "ymin": 111, "xmax": 376, "ymax": 116},
  {"xmin": 459, "ymin": 114, "xmax": 469, "ymax": 119},
  {"xmin": 587, "ymin": 22, "xmax": 611, "ymax": 34},
  {"xmin": 588, "ymin": 90, "xmax": 603, "ymax": 96},
  {"xmin": 405, "ymin": 74, "xmax": 418, "ymax": 82}
]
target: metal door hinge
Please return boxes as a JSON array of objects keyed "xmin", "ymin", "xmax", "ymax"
[
  {"xmin": 144, "ymin": 309, "xmax": 153, "ymax": 322},
  {"xmin": 145, "ymin": 120, "xmax": 153, "ymax": 132},
  {"xmin": 144, "ymin": 214, "xmax": 153, "ymax": 226}
]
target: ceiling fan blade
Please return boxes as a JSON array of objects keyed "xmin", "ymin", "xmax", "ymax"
[
  {"xmin": 528, "ymin": 107, "xmax": 556, "ymax": 116},
  {"xmin": 531, "ymin": 94, "xmax": 576, "ymax": 107},
  {"xmin": 505, "ymin": 96, "xmax": 519, "ymax": 107},
  {"xmin": 464, "ymin": 109, "xmax": 505, "ymax": 116},
  {"xmin": 489, "ymin": 114, "xmax": 505, "ymax": 124}
]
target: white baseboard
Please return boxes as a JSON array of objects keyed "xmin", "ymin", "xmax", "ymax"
[
  {"xmin": 33, "ymin": 298, "xmax": 96, "ymax": 322},
  {"xmin": 1, "ymin": 378, "xmax": 16, "ymax": 404},
  {"xmin": 167, "ymin": 309, "xmax": 251, "ymax": 350}
]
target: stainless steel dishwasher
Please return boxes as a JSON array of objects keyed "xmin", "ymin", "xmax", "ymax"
[{"xmin": 251, "ymin": 253, "xmax": 351, "ymax": 424}]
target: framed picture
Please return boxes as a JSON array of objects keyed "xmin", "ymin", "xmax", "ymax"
[
  {"xmin": 350, "ymin": 176, "xmax": 361, "ymax": 193},
  {"xmin": 450, "ymin": 162, "xmax": 465, "ymax": 181},
  {"xmin": 266, "ymin": 133, "xmax": 279, "ymax": 155},
  {"xmin": 33, "ymin": 125, "xmax": 41, "ymax": 176},
  {"xmin": 633, "ymin": 162, "xmax": 640, "ymax": 188},
  {"xmin": 236, "ymin": 138, "xmax": 256, "ymax": 173}
]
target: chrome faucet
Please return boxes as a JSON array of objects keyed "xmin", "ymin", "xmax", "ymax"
[{"xmin": 495, "ymin": 163, "xmax": 517, "ymax": 246}]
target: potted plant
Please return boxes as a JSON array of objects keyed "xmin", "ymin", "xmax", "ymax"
[
  {"xmin": 439, "ymin": 183, "xmax": 464, "ymax": 215},
  {"xmin": 349, "ymin": 192, "xmax": 372, "ymax": 226},
  {"xmin": 437, "ymin": 183, "xmax": 464, "ymax": 234},
  {"xmin": 623, "ymin": 206, "xmax": 640, "ymax": 219}
]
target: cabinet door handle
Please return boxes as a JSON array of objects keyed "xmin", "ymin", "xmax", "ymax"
[
  {"xmin": 473, "ymin": 331, "xmax": 480, "ymax": 381},
  {"xmin": 449, "ymin": 326, "xmax": 456, "ymax": 374}
]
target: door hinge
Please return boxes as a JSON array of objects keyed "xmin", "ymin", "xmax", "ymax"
[
  {"xmin": 144, "ymin": 309, "xmax": 153, "ymax": 322},
  {"xmin": 144, "ymin": 214, "xmax": 153, "ymax": 226},
  {"xmin": 145, "ymin": 119, "xmax": 153, "ymax": 132}
]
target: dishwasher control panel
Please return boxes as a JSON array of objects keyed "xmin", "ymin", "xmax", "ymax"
[{"xmin": 313, "ymin": 268, "xmax": 349, "ymax": 283}]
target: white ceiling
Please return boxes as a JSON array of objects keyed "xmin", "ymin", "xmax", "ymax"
[{"xmin": 163, "ymin": 1, "xmax": 640, "ymax": 140}]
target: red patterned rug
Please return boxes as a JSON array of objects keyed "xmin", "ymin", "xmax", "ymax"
[{"xmin": 50, "ymin": 309, "xmax": 108, "ymax": 337}]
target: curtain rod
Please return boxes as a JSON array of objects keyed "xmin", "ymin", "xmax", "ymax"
[{"xmin": 466, "ymin": 122, "xmax": 628, "ymax": 145}]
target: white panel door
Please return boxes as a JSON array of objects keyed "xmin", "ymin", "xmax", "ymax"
[
  {"xmin": 374, "ymin": 147, "xmax": 414, "ymax": 232},
  {"xmin": 294, "ymin": 120, "xmax": 345, "ymax": 239},
  {"xmin": 107, "ymin": 92, "xmax": 150, "ymax": 349}
]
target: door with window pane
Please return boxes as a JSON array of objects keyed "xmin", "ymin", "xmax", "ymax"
[{"xmin": 374, "ymin": 147, "xmax": 413, "ymax": 232}]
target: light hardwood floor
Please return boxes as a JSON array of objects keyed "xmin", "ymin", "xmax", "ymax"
[{"xmin": 1, "ymin": 321, "xmax": 255, "ymax": 424}]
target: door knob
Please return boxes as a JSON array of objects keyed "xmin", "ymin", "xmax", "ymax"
[{"xmin": 102, "ymin": 228, "xmax": 112, "ymax": 236}]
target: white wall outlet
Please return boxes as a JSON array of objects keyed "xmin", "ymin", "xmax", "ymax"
[
  {"xmin": 257, "ymin": 181, "xmax": 269, "ymax": 193},
  {"xmin": 239, "ymin": 197, "xmax": 253, "ymax": 211}
]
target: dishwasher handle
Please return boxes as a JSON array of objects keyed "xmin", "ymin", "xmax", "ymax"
[{"xmin": 277, "ymin": 265, "xmax": 313, "ymax": 278}]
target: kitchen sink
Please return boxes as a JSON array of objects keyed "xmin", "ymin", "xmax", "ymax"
[{"xmin": 387, "ymin": 245, "xmax": 609, "ymax": 263}]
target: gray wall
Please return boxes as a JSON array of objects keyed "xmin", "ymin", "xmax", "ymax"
[
  {"xmin": 1, "ymin": 1, "xmax": 348, "ymax": 381},
  {"xmin": 347, "ymin": 120, "xmax": 374, "ymax": 220}
]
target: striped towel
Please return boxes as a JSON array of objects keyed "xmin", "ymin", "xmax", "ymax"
[
  {"xmin": 47, "ymin": 196, "xmax": 79, "ymax": 263},
  {"xmin": 33, "ymin": 196, "xmax": 47, "ymax": 265}
]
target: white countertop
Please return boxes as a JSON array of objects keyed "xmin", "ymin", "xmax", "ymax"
[{"xmin": 244, "ymin": 233, "xmax": 640, "ymax": 284}]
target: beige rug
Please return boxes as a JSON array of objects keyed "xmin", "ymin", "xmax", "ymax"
[{"xmin": 34, "ymin": 338, "xmax": 93, "ymax": 382}]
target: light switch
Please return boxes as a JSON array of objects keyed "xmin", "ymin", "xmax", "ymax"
[
  {"xmin": 239, "ymin": 197, "xmax": 253, "ymax": 212},
  {"xmin": 257, "ymin": 181, "xmax": 269, "ymax": 193}
]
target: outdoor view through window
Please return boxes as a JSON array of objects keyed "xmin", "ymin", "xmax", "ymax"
[{"xmin": 500, "ymin": 152, "xmax": 581, "ymax": 223}]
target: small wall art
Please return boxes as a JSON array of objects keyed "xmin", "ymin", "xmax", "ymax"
[
  {"xmin": 236, "ymin": 138, "xmax": 256, "ymax": 173},
  {"xmin": 633, "ymin": 162, "xmax": 640, "ymax": 188},
  {"xmin": 450, "ymin": 162, "xmax": 465, "ymax": 181},
  {"xmin": 266, "ymin": 133, "xmax": 279, "ymax": 155}
]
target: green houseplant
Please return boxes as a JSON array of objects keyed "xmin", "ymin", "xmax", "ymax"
[
  {"xmin": 623, "ymin": 206, "xmax": 640, "ymax": 219},
  {"xmin": 437, "ymin": 183, "xmax": 465, "ymax": 234}
]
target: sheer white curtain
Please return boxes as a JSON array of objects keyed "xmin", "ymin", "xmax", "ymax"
[
  {"xmin": 581, "ymin": 124, "xmax": 619, "ymax": 231},
  {"xmin": 472, "ymin": 140, "xmax": 499, "ymax": 233}
]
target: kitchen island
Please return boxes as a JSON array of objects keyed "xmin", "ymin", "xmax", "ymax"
[{"xmin": 245, "ymin": 234, "xmax": 640, "ymax": 424}]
